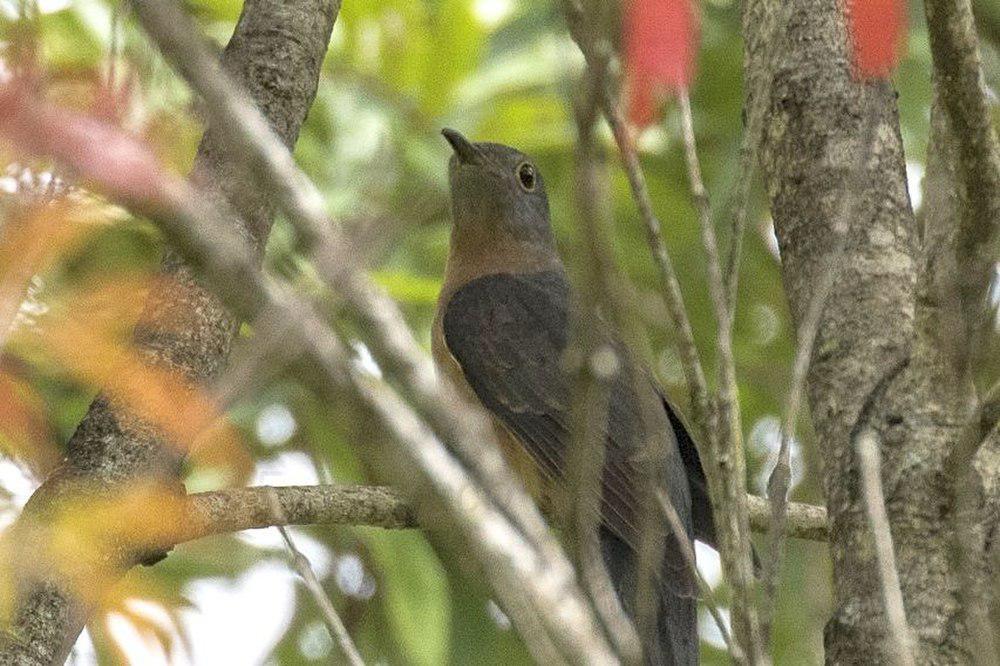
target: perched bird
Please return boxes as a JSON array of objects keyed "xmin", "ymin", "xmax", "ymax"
[{"xmin": 433, "ymin": 129, "xmax": 716, "ymax": 665}]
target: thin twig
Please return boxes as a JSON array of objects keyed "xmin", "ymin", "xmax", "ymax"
[
  {"xmin": 724, "ymin": 0, "xmax": 797, "ymax": 320},
  {"xmin": 570, "ymin": 361, "xmax": 642, "ymax": 664},
  {"xmin": 266, "ymin": 489, "xmax": 365, "ymax": 666},
  {"xmin": 678, "ymin": 88, "xmax": 763, "ymax": 664},
  {"xmin": 570, "ymin": 40, "xmax": 643, "ymax": 662},
  {"xmin": 604, "ymin": 99, "xmax": 712, "ymax": 437},
  {"xmin": 560, "ymin": 1, "xmax": 710, "ymax": 440},
  {"xmin": 107, "ymin": 1, "xmax": 122, "ymax": 91},
  {"xmin": 855, "ymin": 429, "xmax": 915, "ymax": 666},
  {"xmin": 657, "ymin": 492, "xmax": 740, "ymax": 661}
]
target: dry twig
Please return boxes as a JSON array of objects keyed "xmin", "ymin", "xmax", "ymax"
[
  {"xmin": 677, "ymin": 88, "xmax": 763, "ymax": 664},
  {"xmin": 569, "ymin": 43, "xmax": 644, "ymax": 662},
  {"xmin": 266, "ymin": 490, "xmax": 365, "ymax": 666},
  {"xmin": 657, "ymin": 493, "xmax": 739, "ymax": 660},
  {"xmin": 856, "ymin": 429, "xmax": 915, "ymax": 666}
]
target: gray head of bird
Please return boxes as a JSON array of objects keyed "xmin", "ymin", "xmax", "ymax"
[{"xmin": 442, "ymin": 128, "xmax": 553, "ymax": 245}]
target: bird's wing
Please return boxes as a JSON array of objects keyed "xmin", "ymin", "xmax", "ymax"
[
  {"xmin": 442, "ymin": 270, "xmax": 695, "ymax": 595},
  {"xmin": 663, "ymin": 398, "xmax": 717, "ymax": 548}
]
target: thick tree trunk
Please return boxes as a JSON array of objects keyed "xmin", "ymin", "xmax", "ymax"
[
  {"xmin": 0, "ymin": 2, "xmax": 338, "ymax": 664},
  {"xmin": 745, "ymin": 0, "xmax": 979, "ymax": 662}
]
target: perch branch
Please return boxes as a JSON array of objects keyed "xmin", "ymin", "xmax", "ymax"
[{"xmin": 173, "ymin": 486, "xmax": 828, "ymax": 545}]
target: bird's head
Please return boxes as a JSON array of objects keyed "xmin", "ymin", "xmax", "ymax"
[{"xmin": 442, "ymin": 128, "xmax": 553, "ymax": 246}]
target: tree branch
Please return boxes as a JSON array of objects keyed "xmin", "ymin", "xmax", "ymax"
[
  {"xmin": 677, "ymin": 88, "xmax": 763, "ymax": 664},
  {"xmin": 923, "ymin": 1, "xmax": 1000, "ymax": 658},
  {"xmin": 174, "ymin": 486, "xmax": 829, "ymax": 546},
  {"xmin": 924, "ymin": 0, "xmax": 1000, "ymax": 355},
  {"xmin": 180, "ymin": 485, "xmax": 417, "ymax": 541}
]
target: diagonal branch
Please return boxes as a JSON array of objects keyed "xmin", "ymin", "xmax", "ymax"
[
  {"xmin": 560, "ymin": 2, "xmax": 711, "ymax": 441},
  {"xmin": 266, "ymin": 490, "xmax": 366, "ymax": 666}
]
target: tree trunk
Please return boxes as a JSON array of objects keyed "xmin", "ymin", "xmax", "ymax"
[{"xmin": 745, "ymin": 0, "xmax": 981, "ymax": 662}]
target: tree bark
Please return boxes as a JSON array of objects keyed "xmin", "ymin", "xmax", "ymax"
[
  {"xmin": 0, "ymin": 2, "xmax": 338, "ymax": 664},
  {"xmin": 746, "ymin": 0, "xmax": 977, "ymax": 662}
]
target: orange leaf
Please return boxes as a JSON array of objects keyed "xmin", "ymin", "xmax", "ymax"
[
  {"xmin": 0, "ymin": 365, "xmax": 59, "ymax": 474},
  {"xmin": 28, "ymin": 277, "xmax": 245, "ymax": 464},
  {"xmin": 0, "ymin": 200, "xmax": 109, "ymax": 342}
]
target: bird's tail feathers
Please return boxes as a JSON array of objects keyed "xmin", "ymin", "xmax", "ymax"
[{"xmin": 601, "ymin": 528, "xmax": 699, "ymax": 666}]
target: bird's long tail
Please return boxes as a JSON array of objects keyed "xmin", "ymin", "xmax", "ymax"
[{"xmin": 601, "ymin": 528, "xmax": 699, "ymax": 666}]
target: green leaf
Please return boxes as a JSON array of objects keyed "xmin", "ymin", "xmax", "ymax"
[
  {"xmin": 371, "ymin": 270, "xmax": 441, "ymax": 305},
  {"xmin": 365, "ymin": 531, "xmax": 451, "ymax": 666}
]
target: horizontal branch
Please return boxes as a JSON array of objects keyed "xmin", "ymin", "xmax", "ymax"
[
  {"xmin": 173, "ymin": 485, "xmax": 829, "ymax": 546},
  {"xmin": 180, "ymin": 485, "xmax": 417, "ymax": 541},
  {"xmin": 745, "ymin": 494, "xmax": 828, "ymax": 542}
]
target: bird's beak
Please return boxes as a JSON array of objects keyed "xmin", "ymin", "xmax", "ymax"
[{"xmin": 442, "ymin": 128, "xmax": 481, "ymax": 165}]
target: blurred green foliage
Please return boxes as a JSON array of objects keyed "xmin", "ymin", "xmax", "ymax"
[{"xmin": 3, "ymin": 0, "xmax": 996, "ymax": 663}]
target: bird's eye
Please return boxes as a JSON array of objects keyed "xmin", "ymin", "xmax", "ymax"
[{"xmin": 516, "ymin": 162, "xmax": 537, "ymax": 191}]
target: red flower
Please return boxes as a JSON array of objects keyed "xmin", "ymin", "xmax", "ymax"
[
  {"xmin": 623, "ymin": 0, "xmax": 700, "ymax": 127},
  {"xmin": 847, "ymin": 0, "xmax": 907, "ymax": 79}
]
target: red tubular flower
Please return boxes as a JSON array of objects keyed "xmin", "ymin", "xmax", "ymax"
[
  {"xmin": 848, "ymin": 0, "xmax": 908, "ymax": 79},
  {"xmin": 623, "ymin": 0, "xmax": 700, "ymax": 127}
]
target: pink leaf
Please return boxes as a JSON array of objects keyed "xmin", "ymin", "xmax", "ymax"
[
  {"xmin": 848, "ymin": 0, "xmax": 908, "ymax": 79},
  {"xmin": 623, "ymin": 0, "xmax": 700, "ymax": 127},
  {"xmin": 0, "ymin": 79, "xmax": 177, "ymax": 205}
]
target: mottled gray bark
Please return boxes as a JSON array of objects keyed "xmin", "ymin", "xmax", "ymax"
[
  {"xmin": 745, "ymin": 0, "xmax": 986, "ymax": 662},
  {"xmin": 0, "ymin": 2, "xmax": 338, "ymax": 664}
]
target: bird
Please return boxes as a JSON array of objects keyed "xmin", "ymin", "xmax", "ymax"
[{"xmin": 433, "ymin": 128, "xmax": 716, "ymax": 665}]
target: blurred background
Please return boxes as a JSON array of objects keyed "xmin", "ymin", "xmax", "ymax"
[{"xmin": 2, "ymin": 0, "xmax": 994, "ymax": 663}]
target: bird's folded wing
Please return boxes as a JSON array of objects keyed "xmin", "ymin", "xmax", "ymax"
[{"xmin": 442, "ymin": 270, "xmax": 694, "ymax": 596}]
